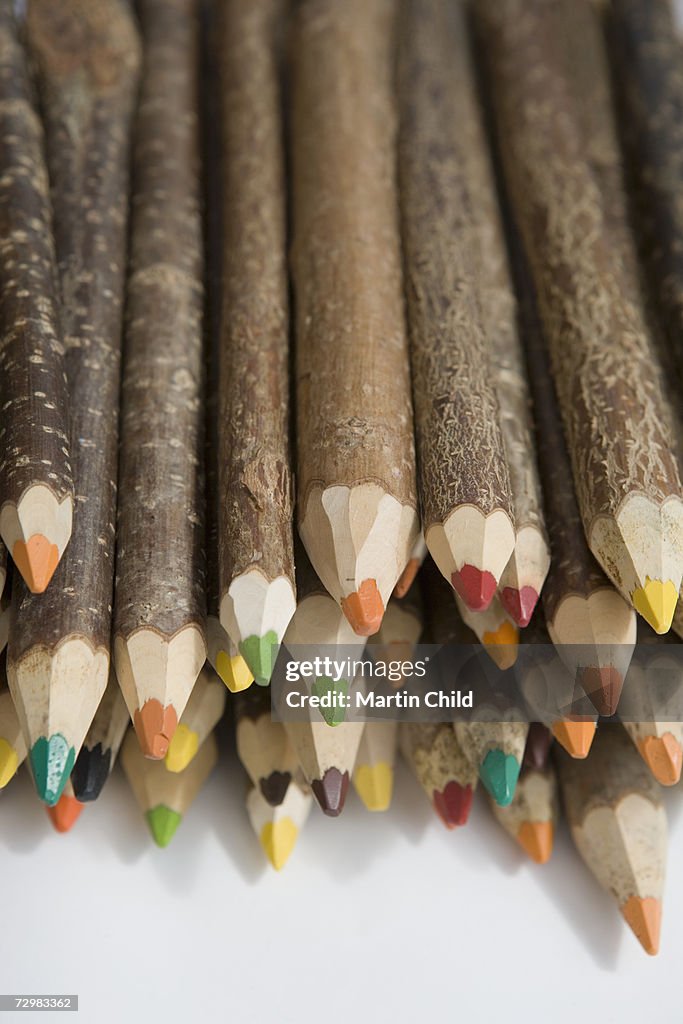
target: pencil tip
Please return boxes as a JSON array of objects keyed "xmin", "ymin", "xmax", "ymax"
[
  {"xmin": 517, "ymin": 821, "xmax": 553, "ymax": 864},
  {"xmin": 146, "ymin": 805, "xmax": 182, "ymax": 848},
  {"xmin": 259, "ymin": 771, "xmax": 292, "ymax": 807},
  {"xmin": 482, "ymin": 620, "xmax": 519, "ymax": 669},
  {"xmin": 551, "ymin": 720, "xmax": 596, "ymax": 759},
  {"xmin": 639, "ymin": 734, "xmax": 683, "ymax": 786},
  {"xmin": 479, "ymin": 749, "xmax": 520, "ymax": 807},
  {"xmin": 215, "ymin": 650, "xmax": 254, "ymax": 692},
  {"xmin": 394, "ymin": 558, "xmax": 420, "ymax": 598},
  {"xmin": 134, "ymin": 700, "xmax": 178, "ymax": 759},
  {"xmin": 621, "ymin": 896, "xmax": 661, "ymax": 955},
  {"xmin": 260, "ymin": 818, "xmax": 298, "ymax": 871},
  {"xmin": 523, "ymin": 723, "xmax": 553, "ymax": 771},
  {"xmin": 432, "ymin": 780, "xmax": 473, "ymax": 828},
  {"xmin": 0, "ymin": 738, "xmax": 19, "ymax": 788},
  {"xmin": 239, "ymin": 631, "xmax": 279, "ymax": 686},
  {"xmin": 500, "ymin": 585, "xmax": 539, "ymax": 628},
  {"xmin": 71, "ymin": 744, "xmax": 111, "ymax": 802},
  {"xmin": 164, "ymin": 724, "xmax": 199, "ymax": 773},
  {"xmin": 632, "ymin": 578, "xmax": 678, "ymax": 634},
  {"xmin": 353, "ymin": 762, "xmax": 393, "ymax": 812},
  {"xmin": 451, "ymin": 565, "xmax": 497, "ymax": 612},
  {"xmin": 30, "ymin": 734, "xmax": 75, "ymax": 806},
  {"xmin": 580, "ymin": 666, "xmax": 624, "ymax": 716},
  {"xmin": 12, "ymin": 534, "xmax": 60, "ymax": 593},
  {"xmin": 46, "ymin": 792, "xmax": 84, "ymax": 833},
  {"xmin": 311, "ymin": 767, "xmax": 348, "ymax": 816},
  {"xmin": 341, "ymin": 580, "xmax": 384, "ymax": 636}
]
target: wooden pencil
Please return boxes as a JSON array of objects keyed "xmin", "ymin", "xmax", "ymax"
[
  {"xmin": 0, "ymin": 684, "xmax": 27, "ymax": 789},
  {"xmin": 113, "ymin": 0, "xmax": 206, "ymax": 760},
  {"xmin": 367, "ymin": 587, "xmax": 423, "ymax": 677},
  {"xmin": 0, "ymin": 5, "xmax": 73, "ymax": 594},
  {"xmin": 397, "ymin": 0, "xmax": 514, "ymax": 614},
  {"xmin": 291, "ymin": 0, "xmax": 419, "ymax": 637},
  {"xmin": 235, "ymin": 684, "xmax": 300, "ymax": 807},
  {"xmin": 165, "ymin": 665, "xmax": 226, "ymax": 774},
  {"xmin": 477, "ymin": 0, "xmax": 683, "ymax": 635},
  {"xmin": 216, "ymin": 0, "xmax": 296, "ymax": 685},
  {"xmin": 246, "ymin": 775, "xmax": 312, "ymax": 872},
  {"xmin": 489, "ymin": 763, "xmax": 558, "ymax": 865},
  {"xmin": 455, "ymin": 594, "xmax": 519, "ymax": 672},
  {"xmin": 394, "ymin": 534, "xmax": 427, "ymax": 600},
  {"xmin": 121, "ymin": 728, "xmax": 217, "ymax": 848},
  {"xmin": 8, "ymin": 0, "xmax": 140, "ymax": 807},
  {"xmin": 400, "ymin": 722, "xmax": 477, "ymax": 829},
  {"xmin": 352, "ymin": 721, "xmax": 398, "ymax": 813},
  {"xmin": 71, "ymin": 670, "xmax": 130, "ymax": 802},
  {"xmin": 45, "ymin": 779, "xmax": 83, "ymax": 835},
  {"xmin": 556, "ymin": 725, "xmax": 667, "ymax": 956},
  {"xmin": 523, "ymin": 722, "xmax": 553, "ymax": 773}
]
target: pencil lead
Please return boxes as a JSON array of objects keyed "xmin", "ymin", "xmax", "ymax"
[
  {"xmin": 215, "ymin": 650, "xmax": 253, "ymax": 693},
  {"xmin": 432, "ymin": 780, "xmax": 473, "ymax": 828},
  {"xmin": 500, "ymin": 585, "xmax": 539, "ymax": 628},
  {"xmin": 451, "ymin": 565, "xmax": 497, "ymax": 612},
  {"xmin": 639, "ymin": 734, "xmax": 682, "ymax": 786},
  {"xmin": 164, "ymin": 725, "xmax": 198, "ymax": 774},
  {"xmin": 341, "ymin": 580, "xmax": 384, "ymax": 636},
  {"xmin": 353, "ymin": 762, "xmax": 393, "ymax": 812},
  {"xmin": 260, "ymin": 819, "xmax": 299, "ymax": 871},
  {"xmin": 146, "ymin": 805, "xmax": 182, "ymax": 848},
  {"xmin": 260, "ymin": 771, "xmax": 292, "ymax": 808},
  {"xmin": 551, "ymin": 720, "xmax": 596, "ymax": 759},
  {"xmin": 517, "ymin": 821, "xmax": 553, "ymax": 864},
  {"xmin": 580, "ymin": 665, "xmax": 624, "ymax": 717},
  {"xmin": 0, "ymin": 739, "xmax": 19, "ymax": 789},
  {"xmin": 71, "ymin": 744, "xmax": 111, "ymax": 802},
  {"xmin": 12, "ymin": 534, "xmax": 60, "ymax": 594},
  {"xmin": 30, "ymin": 735, "xmax": 75, "ymax": 806},
  {"xmin": 239, "ymin": 631, "xmax": 278, "ymax": 687},
  {"xmin": 46, "ymin": 791, "xmax": 84, "ymax": 833},
  {"xmin": 311, "ymin": 767, "xmax": 348, "ymax": 816},
  {"xmin": 621, "ymin": 896, "xmax": 662, "ymax": 956},
  {"xmin": 134, "ymin": 700, "xmax": 177, "ymax": 759},
  {"xmin": 481, "ymin": 620, "xmax": 518, "ymax": 670},
  {"xmin": 631, "ymin": 578, "xmax": 678, "ymax": 635},
  {"xmin": 479, "ymin": 749, "xmax": 520, "ymax": 807}
]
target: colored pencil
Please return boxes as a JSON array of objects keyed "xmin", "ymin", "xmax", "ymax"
[
  {"xmin": 394, "ymin": 534, "xmax": 427, "ymax": 600},
  {"xmin": 292, "ymin": 0, "xmax": 419, "ymax": 637},
  {"xmin": 165, "ymin": 665, "xmax": 226, "ymax": 774},
  {"xmin": 216, "ymin": 0, "xmax": 296, "ymax": 684},
  {"xmin": 455, "ymin": 594, "xmax": 519, "ymax": 672},
  {"xmin": 114, "ymin": 0, "xmax": 207, "ymax": 759},
  {"xmin": 523, "ymin": 723, "xmax": 553, "ymax": 773},
  {"xmin": 400, "ymin": 722, "xmax": 477, "ymax": 829},
  {"xmin": 556, "ymin": 725, "xmax": 667, "ymax": 956},
  {"xmin": 454, "ymin": 705, "xmax": 528, "ymax": 811},
  {"xmin": 71, "ymin": 670, "xmax": 130, "ymax": 802},
  {"xmin": 246, "ymin": 775, "xmax": 312, "ymax": 872},
  {"xmin": 489, "ymin": 762, "xmax": 558, "ymax": 865},
  {"xmin": 0, "ymin": 5, "xmax": 73, "ymax": 594},
  {"xmin": 367, "ymin": 587, "xmax": 423, "ymax": 676},
  {"xmin": 45, "ymin": 779, "xmax": 83, "ymax": 835},
  {"xmin": 397, "ymin": 0, "xmax": 514, "ymax": 614},
  {"xmin": 352, "ymin": 721, "xmax": 398, "ymax": 813},
  {"xmin": 477, "ymin": 0, "xmax": 683, "ymax": 635},
  {"xmin": 8, "ymin": 0, "xmax": 140, "ymax": 806},
  {"xmin": 235, "ymin": 685, "xmax": 300, "ymax": 807},
  {"xmin": 0, "ymin": 684, "xmax": 27, "ymax": 789},
  {"xmin": 121, "ymin": 728, "xmax": 217, "ymax": 848}
]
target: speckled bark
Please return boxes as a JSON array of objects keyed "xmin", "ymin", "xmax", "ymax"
[
  {"xmin": 477, "ymin": 0, "xmax": 682, "ymax": 533},
  {"xmin": 396, "ymin": 0, "xmax": 511, "ymax": 531},
  {"xmin": 113, "ymin": 0, "xmax": 206, "ymax": 642},
  {"xmin": 11, "ymin": 0, "xmax": 139, "ymax": 659},
  {"xmin": 0, "ymin": 7, "xmax": 72, "ymax": 518},
  {"xmin": 217, "ymin": 0, "xmax": 294, "ymax": 595},
  {"xmin": 291, "ymin": 0, "xmax": 416, "ymax": 507}
]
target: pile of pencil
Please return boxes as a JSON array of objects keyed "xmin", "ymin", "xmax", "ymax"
[{"xmin": 1, "ymin": 0, "xmax": 683, "ymax": 958}]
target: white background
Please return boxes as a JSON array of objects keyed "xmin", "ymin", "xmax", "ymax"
[{"xmin": 1, "ymin": 733, "xmax": 682, "ymax": 1024}]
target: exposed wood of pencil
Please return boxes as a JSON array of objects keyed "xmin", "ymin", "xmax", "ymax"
[
  {"xmin": 0, "ymin": 6, "xmax": 73, "ymax": 594},
  {"xmin": 397, "ymin": 0, "xmax": 514, "ymax": 615},
  {"xmin": 235, "ymin": 684, "xmax": 300, "ymax": 807},
  {"xmin": 9, "ymin": 0, "xmax": 140, "ymax": 808},
  {"xmin": 556, "ymin": 725, "xmax": 667, "ymax": 956},
  {"xmin": 246, "ymin": 775, "xmax": 312, "ymax": 872},
  {"xmin": 165, "ymin": 664, "xmax": 226, "ymax": 773},
  {"xmin": 489, "ymin": 764, "xmax": 558, "ymax": 864},
  {"xmin": 454, "ymin": 594, "xmax": 519, "ymax": 672},
  {"xmin": 71, "ymin": 670, "xmax": 130, "ymax": 802},
  {"xmin": 291, "ymin": 0, "xmax": 418, "ymax": 637},
  {"xmin": 113, "ymin": 0, "xmax": 206, "ymax": 761},
  {"xmin": 217, "ymin": 0, "xmax": 295, "ymax": 686},
  {"xmin": 400, "ymin": 722, "xmax": 477, "ymax": 829},
  {"xmin": 477, "ymin": 0, "xmax": 683, "ymax": 635},
  {"xmin": 394, "ymin": 534, "xmax": 427, "ymax": 599}
]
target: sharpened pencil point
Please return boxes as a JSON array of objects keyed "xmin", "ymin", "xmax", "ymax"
[
  {"xmin": 147, "ymin": 805, "xmax": 182, "ymax": 848},
  {"xmin": 639, "ymin": 734, "xmax": 683, "ymax": 786},
  {"xmin": 311, "ymin": 767, "xmax": 348, "ymax": 816},
  {"xmin": 432, "ymin": 780, "xmax": 473, "ymax": 828},
  {"xmin": 239, "ymin": 631, "xmax": 279, "ymax": 686},
  {"xmin": 341, "ymin": 580, "xmax": 384, "ymax": 636},
  {"xmin": 30, "ymin": 735, "xmax": 75, "ymax": 806},
  {"xmin": 394, "ymin": 558, "xmax": 420, "ymax": 598},
  {"xmin": 134, "ymin": 700, "xmax": 178, "ymax": 759},
  {"xmin": 632, "ymin": 578, "xmax": 678, "ymax": 635},
  {"xmin": 621, "ymin": 896, "xmax": 662, "ymax": 956},
  {"xmin": 500, "ymin": 585, "xmax": 539, "ymax": 628},
  {"xmin": 552, "ymin": 720, "xmax": 596, "ymax": 759},
  {"xmin": 481, "ymin": 620, "xmax": 518, "ymax": 669},
  {"xmin": 517, "ymin": 821, "xmax": 553, "ymax": 864},
  {"xmin": 261, "ymin": 819, "xmax": 298, "ymax": 871},
  {"xmin": 0, "ymin": 739, "xmax": 19, "ymax": 788},
  {"xmin": 215, "ymin": 650, "xmax": 253, "ymax": 692},
  {"xmin": 354, "ymin": 762, "xmax": 393, "ymax": 812},
  {"xmin": 523, "ymin": 723, "xmax": 553, "ymax": 771},
  {"xmin": 580, "ymin": 666, "xmax": 624, "ymax": 717},
  {"xmin": 46, "ymin": 792, "xmax": 84, "ymax": 833},
  {"xmin": 451, "ymin": 564, "xmax": 497, "ymax": 612},
  {"xmin": 165, "ymin": 724, "xmax": 198, "ymax": 773},
  {"xmin": 260, "ymin": 771, "xmax": 292, "ymax": 807},
  {"xmin": 71, "ymin": 744, "xmax": 111, "ymax": 802},
  {"xmin": 479, "ymin": 749, "xmax": 520, "ymax": 807},
  {"xmin": 12, "ymin": 534, "xmax": 60, "ymax": 593}
]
